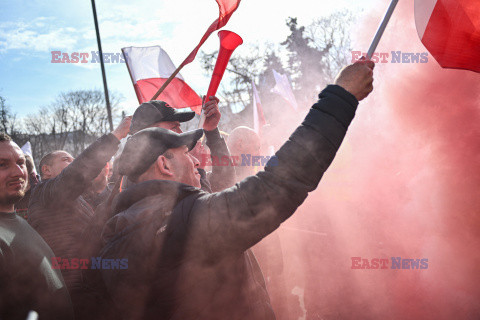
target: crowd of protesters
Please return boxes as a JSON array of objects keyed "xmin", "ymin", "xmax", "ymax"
[{"xmin": 0, "ymin": 59, "xmax": 374, "ymax": 320}]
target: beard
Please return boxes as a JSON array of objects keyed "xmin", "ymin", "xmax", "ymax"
[
  {"xmin": 11, "ymin": 190, "xmax": 26, "ymax": 203},
  {"xmin": 0, "ymin": 189, "xmax": 26, "ymax": 210}
]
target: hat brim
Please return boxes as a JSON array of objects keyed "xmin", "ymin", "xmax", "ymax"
[
  {"xmin": 117, "ymin": 128, "xmax": 204, "ymax": 180},
  {"xmin": 176, "ymin": 129, "xmax": 204, "ymax": 151},
  {"xmin": 165, "ymin": 111, "xmax": 196, "ymax": 123}
]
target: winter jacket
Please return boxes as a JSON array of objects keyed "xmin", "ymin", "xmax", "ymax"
[
  {"xmin": 28, "ymin": 134, "xmax": 120, "ymax": 296},
  {"xmin": 99, "ymin": 85, "xmax": 359, "ymax": 319}
]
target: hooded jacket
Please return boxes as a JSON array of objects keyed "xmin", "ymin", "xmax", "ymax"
[{"xmin": 99, "ymin": 85, "xmax": 359, "ymax": 319}]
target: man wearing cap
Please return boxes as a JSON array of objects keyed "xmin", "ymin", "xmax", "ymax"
[
  {"xmin": 129, "ymin": 97, "xmax": 235, "ymax": 192},
  {"xmin": 99, "ymin": 60, "xmax": 374, "ymax": 319}
]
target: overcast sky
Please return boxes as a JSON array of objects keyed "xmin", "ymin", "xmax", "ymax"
[{"xmin": 0, "ymin": 0, "xmax": 377, "ymax": 118}]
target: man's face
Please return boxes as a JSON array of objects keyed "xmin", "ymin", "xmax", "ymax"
[
  {"xmin": 46, "ymin": 151, "xmax": 74, "ymax": 179},
  {"xmin": 166, "ymin": 146, "xmax": 201, "ymax": 188},
  {"xmin": 150, "ymin": 121, "xmax": 182, "ymax": 134},
  {"xmin": 0, "ymin": 141, "xmax": 28, "ymax": 207},
  {"xmin": 189, "ymin": 141, "xmax": 208, "ymax": 170}
]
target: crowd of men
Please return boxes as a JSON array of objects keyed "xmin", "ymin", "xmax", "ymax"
[{"xmin": 0, "ymin": 59, "xmax": 374, "ymax": 320}]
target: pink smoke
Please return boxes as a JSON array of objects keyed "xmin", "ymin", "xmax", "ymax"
[{"xmin": 255, "ymin": 1, "xmax": 480, "ymax": 319}]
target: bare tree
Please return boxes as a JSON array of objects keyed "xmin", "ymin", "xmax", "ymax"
[
  {"xmin": 199, "ymin": 11, "xmax": 355, "ymax": 133},
  {"xmin": 0, "ymin": 96, "xmax": 19, "ymax": 137},
  {"xmin": 201, "ymin": 45, "xmax": 264, "ymax": 113},
  {"xmin": 55, "ymin": 90, "xmax": 120, "ymax": 155},
  {"xmin": 23, "ymin": 89, "xmax": 122, "ymax": 165},
  {"xmin": 306, "ymin": 9, "xmax": 354, "ymax": 82}
]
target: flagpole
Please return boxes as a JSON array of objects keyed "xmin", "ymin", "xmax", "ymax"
[
  {"xmin": 91, "ymin": 0, "xmax": 114, "ymax": 131},
  {"xmin": 150, "ymin": 64, "xmax": 184, "ymax": 101},
  {"xmin": 366, "ymin": 0, "xmax": 399, "ymax": 59},
  {"xmin": 198, "ymin": 99, "xmax": 206, "ymax": 129}
]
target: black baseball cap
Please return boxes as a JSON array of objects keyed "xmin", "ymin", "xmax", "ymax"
[
  {"xmin": 130, "ymin": 100, "xmax": 196, "ymax": 134},
  {"xmin": 117, "ymin": 127, "xmax": 203, "ymax": 180}
]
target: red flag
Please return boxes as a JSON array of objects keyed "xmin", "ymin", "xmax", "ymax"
[
  {"xmin": 181, "ymin": 0, "xmax": 241, "ymax": 68},
  {"xmin": 122, "ymin": 46, "xmax": 202, "ymax": 109},
  {"xmin": 415, "ymin": 0, "xmax": 480, "ymax": 73}
]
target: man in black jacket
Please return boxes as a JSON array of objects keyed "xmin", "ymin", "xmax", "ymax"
[
  {"xmin": 101, "ymin": 60, "xmax": 374, "ymax": 319},
  {"xmin": 129, "ymin": 96, "xmax": 235, "ymax": 192},
  {"xmin": 28, "ymin": 117, "xmax": 131, "ymax": 319}
]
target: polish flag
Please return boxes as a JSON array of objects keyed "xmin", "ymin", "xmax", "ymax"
[
  {"xmin": 122, "ymin": 46, "xmax": 202, "ymax": 109},
  {"xmin": 415, "ymin": 0, "xmax": 480, "ymax": 73},
  {"xmin": 251, "ymin": 81, "xmax": 267, "ymax": 135},
  {"xmin": 271, "ymin": 69, "xmax": 298, "ymax": 111},
  {"xmin": 181, "ymin": 0, "xmax": 241, "ymax": 68}
]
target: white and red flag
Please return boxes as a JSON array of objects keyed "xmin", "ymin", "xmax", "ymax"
[
  {"xmin": 415, "ymin": 0, "xmax": 480, "ymax": 73},
  {"xmin": 132, "ymin": 0, "xmax": 241, "ymax": 103},
  {"xmin": 251, "ymin": 81, "xmax": 267, "ymax": 135},
  {"xmin": 122, "ymin": 46, "xmax": 202, "ymax": 109},
  {"xmin": 271, "ymin": 69, "xmax": 298, "ymax": 111},
  {"xmin": 181, "ymin": 0, "xmax": 241, "ymax": 68}
]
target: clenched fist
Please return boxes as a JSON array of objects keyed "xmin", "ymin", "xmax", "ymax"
[
  {"xmin": 112, "ymin": 116, "xmax": 132, "ymax": 140},
  {"xmin": 334, "ymin": 59, "xmax": 375, "ymax": 101},
  {"xmin": 202, "ymin": 96, "xmax": 221, "ymax": 132}
]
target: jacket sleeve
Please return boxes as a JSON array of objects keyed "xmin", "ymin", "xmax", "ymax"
[
  {"xmin": 204, "ymin": 128, "xmax": 236, "ymax": 192},
  {"xmin": 188, "ymin": 85, "xmax": 359, "ymax": 255},
  {"xmin": 33, "ymin": 134, "xmax": 120, "ymax": 207}
]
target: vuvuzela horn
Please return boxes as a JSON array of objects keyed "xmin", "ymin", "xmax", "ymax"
[{"xmin": 199, "ymin": 30, "xmax": 243, "ymax": 128}]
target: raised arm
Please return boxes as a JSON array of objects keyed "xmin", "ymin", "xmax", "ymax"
[
  {"xmin": 189, "ymin": 61, "xmax": 375, "ymax": 255},
  {"xmin": 202, "ymin": 96, "xmax": 236, "ymax": 192},
  {"xmin": 33, "ymin": 117, "xmax": 131, "ymax": 206}
]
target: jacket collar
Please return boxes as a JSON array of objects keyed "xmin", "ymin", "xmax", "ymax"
[{"xmin": 112, "ymin": 180, "xmax": 201, "ymax": 215}]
